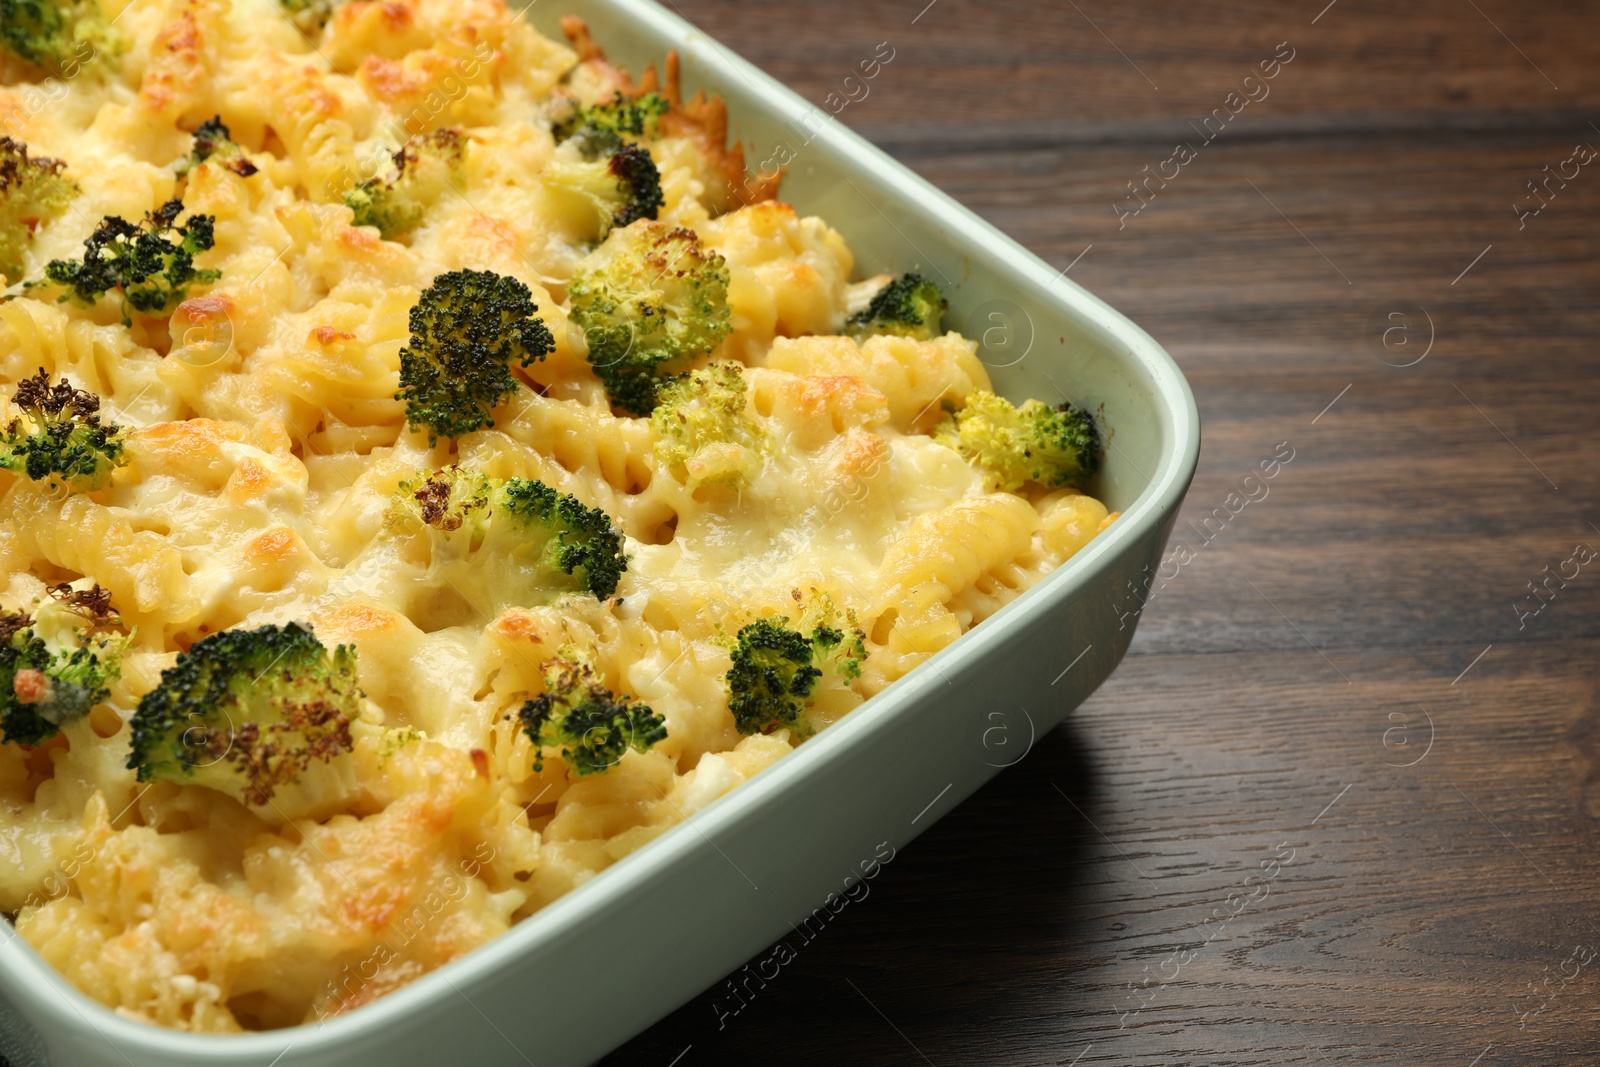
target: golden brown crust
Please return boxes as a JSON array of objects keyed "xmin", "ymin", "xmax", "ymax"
[{"xmin": 559, "ymin": 18, "xmax": 783, "ymax": 209}]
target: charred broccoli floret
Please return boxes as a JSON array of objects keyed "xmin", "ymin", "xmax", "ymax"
[
  {"xmin": 0, "ymin": 369, "xmax": 125, "ymax": 491},
  {"xmin": 514, "ymin": 656, "xmax": 665, "ymax": 775},
  {"xmin": 0, "ymin": 0, "xmax": 120, "ymax": 73},
  {"xmin": 567, "ymin": 221, "xmax": 731, "ymax": 415},
  {"xmin": 544, "ymin": 139, "xmax": 664, "ymax": 242},
  {"xmin": 39, "ymin": 199, "xmax": 221, "ymax": 323},
  {"xmin": 726, "ymin": 611, "xmax": 866, "ymax": 737},
  {"xmin": 846, "ymin": 272, "xmax": 948, "ymax": 341},
  {"xmin": 547, "ymin": 92, "xmax": 669, "ymax": 239},
  {"xmin": 175, "ymin": 116, "xmax": 257, "ymax": 179},
  {"xmin": 392, "ymin": 466, "xmax": 628, "ymax": 609},
  {"xmin": 935, "ymin": 391, "xmax": 1101, "ymax": 492},
  {"xmin": 343, "ymin": 128, "xmax": 464, "ymax": 239},
  {"xmin": 125, "ymin": 622, "xmax": 364, "ymax": 817},
  {"xmin": 0, "ymin": 137, "xmax": 78, "ymax": 283},
  {"xmin": 552, "ymin": 91, "xmax": 669, "ymax": 148},
  {"xmin": 395, "ymin": 269, "xmax": 556, "ymax": 444},
  {"xmin": 650, "ymin": 362, "xmax": 763, "ymax": 489},
  {"xmin": 0, "ymin": 584, "xmax": 126, "ymax": 746}
]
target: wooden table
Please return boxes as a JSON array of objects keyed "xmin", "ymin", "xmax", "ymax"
[{"xmin": 603, "ymin": 1, "xmax": 1600, "ymax": 1063}]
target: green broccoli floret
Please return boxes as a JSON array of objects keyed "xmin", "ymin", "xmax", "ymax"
[
  {"xmin": 0, "ymin": 584, "xmax": 126, "ymax": 746},
  {"xmin": 726, "ymin": 610, "xmax": 866, "ymax": 738},
  {"xmin": 395, "ymin": 268, "xmax": 556, "ymax": 444},
  {"xmin": 343, "ymin": 128, "xmax": 464, "ymax": 239},
  {"xmin": 567, "ymin": 221, "xmax": 731, "ymax": 416},
  {"xmin": 38, "ymin": 199, "xmax": 221, "ymax": 324},
  {"xmin": 846, "ymin": 272, "xmax": 948, "ymax": 341},
  {"xmin": 0, "ymin": 369, "xmax": 125, "ymax": 491},
  {"xmin": 125, "ymin": 622, "xmax": 365, "ymax": 818},
  {"xmin": 498, "ymin": 478, "xmax": 628, "ymax": 599},
  {"xmin": 650, "ymin": 362, "xmax": 763, "ymax": 489},
  {"xmin": 175, "ymin": 116, "xmax": 257, "ymax": 179},
  {"xmin": 514, "ymin": 656, "xmax": 665, "ymax": 775},
  {"xmin": 0, "ymin": 0, "xmax": 121, "ymax": 73},
  {"xmin": 392, "ymin": 466, "xmax": 628, "ymax": 611},
  {"xmin": 552, "ymin": 91, "xmax": 669, "ymax": 147},
  {"xmin": 278, "ymin": 0, "xmax": 342, "ymax": 33},
  {"xmin": 935, "ymin": 391, "xmax": 1101, "ymax": 492},
  {"xmin": 544, "ymin": 139, "xmax": 664, "ymax": 243},
  {"xmin": 0, "ymin": 137, "xmax": 78, "ymax": 284}
]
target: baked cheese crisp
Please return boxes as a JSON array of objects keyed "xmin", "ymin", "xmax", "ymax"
[{"xmin": 0, "ymin": 0, "xmax": 1114, "ymax": 1031}]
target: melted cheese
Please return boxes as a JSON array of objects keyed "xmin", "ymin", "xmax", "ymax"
[{"xmin": 0, "ymin": 0, "xmax": 1113, "ymax": 1032}]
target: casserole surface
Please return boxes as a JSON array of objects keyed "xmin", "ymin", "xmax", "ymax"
[{"xmin": 0, "ymin": 0, "xmax": 1198, "ymax": 1062}]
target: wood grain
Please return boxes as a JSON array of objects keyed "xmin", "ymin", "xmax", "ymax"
[{"xmin": 598, "ymin": 0, "xmax": 1600, "ymax": 1063}]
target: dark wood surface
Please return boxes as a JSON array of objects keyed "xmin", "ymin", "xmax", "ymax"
[{"xmin": 601, "ymin": 1, "xmax": 1600, "ymax": 1064}]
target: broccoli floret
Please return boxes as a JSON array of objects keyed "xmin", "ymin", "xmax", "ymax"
[
  {"xmin": 935, "ymin": 391, "xmax": 1101, "ymax": 492},
  {"xmin": 38, "ymin": 199, "xmax": 221, "ymax": 323},
  {"xmin": 544, "ymin": 139, "xmax": 664, "ymax": 242},
  {"xmin": 552, "ymin": 91, "xmax": 669, "ymax": 147},
  {"xmin": 498, "ymin": 479, "xmax": 628, "ymax": 599},
  {"xmin": 392, "ymin": 466, "xmax": 628, "ymax": 610},
  {"xmin": 399, "ymin": 463, "xmax": 492, "ymax": 534},
  {"xmin": 0, "ymin": 137, "xmax": 78, "ymax": 284},
  {"xmin": 846, "ymin": 272, "xmax": 948, "ymax": 341},
  {"xmin": 514, "ymin": 656, "xmax": 665, "ymax": 775},
  {"xmin": 278, "ymin": 0, "xmax": 342, "ymax": 33},
  {"xmin": 726, "ymin": 611, "xmax": 866, "ymax": 737},
  {"xmin": 343, "ymin": 128, "xmax": 464, "ymax": 240},
  {"xmin": 125, "ymin": 622, "xmax": 364, "ymax": 816},
  {"xmin": 0, "ymin": 0, "xmax": 120, "ymax": 73},
  {"xmin": 175, "ymin": 116, "xmax": 257, "ymax": 179},
  {"xmin": 650, "ymin": 362, "xmax": 763, "ymax": 489},
  {"xmin": 547, "ymin": 93, "xmax": 669, "ymax": 240},
  {"xmin": 0, "ymin": 585, "xmax": 126, "ymax": 746},
  {"xmin": 395, "ymin": 268, "xmax": 556, "ymax": 444},
  {"xmin": 567, "ymin": 221, "xmax": 731, "ymax": 416},
  {"xmin": 0, "ymin": 369, "xmax": 125, "ymax": 491}
]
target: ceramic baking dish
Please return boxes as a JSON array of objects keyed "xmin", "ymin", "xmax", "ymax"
[{"xmin": 0, "ymin": 1, "xmax": 1199, "ymax": 1063}]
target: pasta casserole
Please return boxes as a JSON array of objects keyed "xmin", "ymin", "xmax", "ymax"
[{"xmin": 0, "ymin": 0, "xmax": 1115, "ymax": 1032}]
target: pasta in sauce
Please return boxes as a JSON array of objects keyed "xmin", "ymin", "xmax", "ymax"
[{"xmin": 0, "ymin": 0, "xmax": 1113, "ymax": 1031}]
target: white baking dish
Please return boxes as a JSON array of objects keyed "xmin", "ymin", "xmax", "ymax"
[{"xmin": 0, "ymin": 1, "xmax": 1199, "ymax": 1062}]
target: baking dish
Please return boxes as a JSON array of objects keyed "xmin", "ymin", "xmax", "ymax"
[{"xmin": 0, "ymin": 0, "xmax": 1199, "ymax": 1062}]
